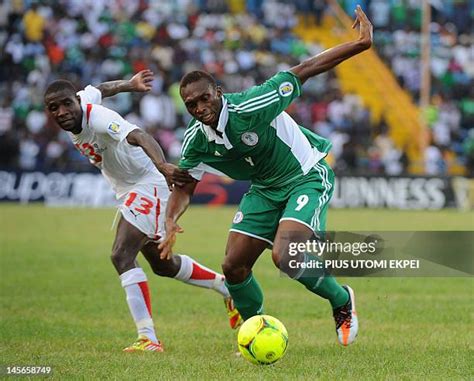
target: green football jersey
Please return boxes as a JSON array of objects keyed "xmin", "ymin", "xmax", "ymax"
[{"xmin": 179, "ymin": 71, "xmax": 332, "ymax": 188}]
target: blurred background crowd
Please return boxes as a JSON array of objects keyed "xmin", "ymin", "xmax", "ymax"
[{"xmin": 0, "ymin": 0, "xmax": 472, "ymax": 176}]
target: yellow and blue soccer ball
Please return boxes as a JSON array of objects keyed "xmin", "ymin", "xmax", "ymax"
[{"xmin": 237, "ymin": 315, "xmax": 288, "ymax": 365}]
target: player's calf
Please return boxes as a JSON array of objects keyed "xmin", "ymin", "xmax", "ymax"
[
  {"xmin": 143, "ymin": 246, "xmax": 243, "ymax": 328},
  {"xmin": 145, "ymin": 252, "xmax": 181, "ymax": 277},
  {"xmin": 221, "ymin": 232, "xmax": 267, "ymax": 320}
]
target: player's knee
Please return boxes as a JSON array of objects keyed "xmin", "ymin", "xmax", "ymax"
[
  {"xmin": 110, "ymin": 245, "xmax": 135, "ymax": 273},
  {"xmin": 272, "ymin": 245, "xmax": 297, "ymax": 276},
  {"xmin": 221, "ymin": 260, "xmax": 250, "ymax": 284},
  {"xmin": 271, "ymin": 250, "xmax": 282, "ymax": 269}
]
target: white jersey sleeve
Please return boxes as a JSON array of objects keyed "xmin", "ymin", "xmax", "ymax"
[
  {"xmin": 88, "ymin": 104, "xmax": 139, "ymax": 142},
  {"xmin": 77, "ymin": 85, "xmax": 102, "ymax": 105}
]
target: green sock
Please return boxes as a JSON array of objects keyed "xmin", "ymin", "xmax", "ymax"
[
  {"xmin": 295, "ymin": 254, "xmax": 349, "ymax": 309},
  {"xmin": 225, "ymin": 272, "xmax": 264, "ymax": 320}
]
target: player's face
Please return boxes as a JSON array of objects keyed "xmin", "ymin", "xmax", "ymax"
[
  {"xmin": 181, "ymin": 79, "xmax": 223, "ymax": 128},
  {"xmin": 45, "ymin": 90, "xmax": 83, "ymax": 132}
]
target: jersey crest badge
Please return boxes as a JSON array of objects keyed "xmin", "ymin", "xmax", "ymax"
[
  {"xmin": 108, "ymin": 121, "xmax": 120, "ymax": 133},
  {"xmin": 279, "ymin": 82, "xmax": 293, "ymax": 97},
  {"xmin": 233, "ymin": 211, "xmax": 244, "ymax": 224},
  {"xmin": 241, "ymin": 132, "xmax": 259, "ymax": 146}
]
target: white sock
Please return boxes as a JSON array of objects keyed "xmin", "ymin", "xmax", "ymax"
[
  {"xmin": 174, "ymin": 255, "xmax": 230, "ymax": 298},
  {"xmin": 120, "ymin": 268, "xmax": 158, "ymax": 343}
]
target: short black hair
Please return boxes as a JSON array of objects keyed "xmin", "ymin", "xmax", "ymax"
[
  {"xmin": 44, "ymin": 79, "xmax": 77, "ymax": 98},
  {"xmin": 180, "ymin": 70, "xmax": 217, "ymax": 90}
]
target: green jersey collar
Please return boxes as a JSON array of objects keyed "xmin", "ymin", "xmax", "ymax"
[
  {"xmin": 202, "ymin": 96, "xmax": 233, "ymax": 149},
  {"xmin": 216, "ymin": 96, "xmax": 228, "ymax": 133}
]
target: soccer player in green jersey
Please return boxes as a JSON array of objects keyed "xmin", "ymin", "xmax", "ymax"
[{"xmin": 161, "ymin": 6, "xmax": 373, "ymax": 346}]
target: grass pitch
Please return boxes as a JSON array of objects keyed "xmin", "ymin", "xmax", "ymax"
[{"xmin": 0, "ymin": 205, "xmax": 472, "ymax": 380}]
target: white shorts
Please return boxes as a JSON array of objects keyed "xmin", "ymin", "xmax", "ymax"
[{"xmin": 118, "ymin": 183, "xmax": 170, "ymax": 242}]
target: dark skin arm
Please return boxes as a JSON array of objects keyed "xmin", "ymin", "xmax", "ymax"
[
  {"xmin": 158, "ymin": 181, "xmax": 198, "ymax": 259},
  {"xmin": 126, "ymin": 129, "xmax": 194, "ymax": 190},
  {"xmin": 98, "ymin": 70, "xmax": 193, "ymax": 189},
  {"xmin": 97, "ymin": 69, "xmax": 154, "ymax": 98},
  {"xmin": 290, "ymin": 6, "xmax": 373, "ymax": 84}
]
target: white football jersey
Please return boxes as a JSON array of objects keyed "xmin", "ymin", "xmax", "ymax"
[{"xmin": 70, "ymin": 85, "xmax": 166, "ymax": 198}]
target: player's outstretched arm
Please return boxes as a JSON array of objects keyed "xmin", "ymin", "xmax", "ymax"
[
  {"xmin": 97, "ymin": 69, "xmax": 154, "ymax": 98},
  {"xmin": 126, "ymin": 129, "xmax": 194, "ymax": 189},
  {"xmin": 290, "ymin": 5, "xmax": 372, "ymax": 85},
  {"xmin": 158, "ymin": 181, "xmax": 198, "ymax": 260}
]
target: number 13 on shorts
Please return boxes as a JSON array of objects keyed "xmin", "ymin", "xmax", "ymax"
[
  {"xmin": 124, "ymin": 192, "xmax": 155, "ymax": 215},
  {"xmin": 119, "ymin": 184, "xmax": 168, "ymax": 241}
]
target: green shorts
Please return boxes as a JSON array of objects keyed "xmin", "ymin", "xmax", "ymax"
[{"xmin": 230, "ymin": 160, "xmax": 335, "ymax": 246}]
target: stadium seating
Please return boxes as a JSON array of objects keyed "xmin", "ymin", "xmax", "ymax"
[{"xmin": 0, "ymin": 0, "xmax": 471, "ymax": 176}]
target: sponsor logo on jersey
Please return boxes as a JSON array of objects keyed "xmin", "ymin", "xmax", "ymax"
[
  {"xmin": 108, "ymin": 121, "xmax": 120, "ymax": 133},
  {"xmin": 278, "ymin": 81, "xmax": 293, "ymax": 97},
  {"xmin": 241, "ymin": 132, "xmax": 259, "ymax": 146},
  {"xmin": 129, "ymin": 209, "xmax": 139, "ymax": 219},
  {"xmin": 233, "ymin": 211, "xmax": 244, "ymax": 224}
]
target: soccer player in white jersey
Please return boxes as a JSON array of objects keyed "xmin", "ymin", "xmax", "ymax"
[{"xmin": 44, "ymin": 70, "xmax": 242, "ymax": 352}]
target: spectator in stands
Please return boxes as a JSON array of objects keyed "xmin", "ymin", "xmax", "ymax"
[
  {"xmin": 296, "ymin": 0, "xmax": 328, "ymax": 27},
  {"xmin": 1, "ymin": 0, "xmax": 470, "ymax": 176},
  {"xmin": 463, "ymin": 130, "xmax": 474, "ymax": 177},
  {"xmin": 22, "ymin": 2, "xmax": 46, "ymax": 43},
  {"xmin": 425, "ymin": 142, "xmax": 446, "ymax": 175},
  {"xmin": 370, "ymin": 0, "xmax": 472, "ymax": 175}
]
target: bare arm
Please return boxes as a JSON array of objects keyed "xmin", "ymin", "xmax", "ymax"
[
  {"xmin": 290, "ymin": 6, "xmax": 373, "ymax": 85},
  {"xmin": 126, "ymin": 129, "xmax": 194, "ymax": 188},
  {"xmin": 97, "ymin": 69, "xmax": 154, "ymax": 98},
  {"xmin": 158, "ymin": 181, "xmax": 198, "ymax": 259},
  {"xmin": 165, "ymin": 181, "xmax": 197, "ymax": 226}
]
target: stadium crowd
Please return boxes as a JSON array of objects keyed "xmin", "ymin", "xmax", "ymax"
[
  {"xmin": 363, "ymin": 0, "xmax": 473, "ymax": 176},
  {"xmin": 0, "ymin": 0, "xmax": 472, "ymax": 176}
]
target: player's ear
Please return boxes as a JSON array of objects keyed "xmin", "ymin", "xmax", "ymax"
[
  {"xmin": 216, "ymin": 85, "xmax": 223, "ymax": 97},
  {"xmin": 76, "ymin": 95, "xmax": 81, "ymax": 103}
]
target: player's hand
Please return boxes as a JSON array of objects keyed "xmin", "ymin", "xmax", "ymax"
[
  {"xmin": 158, "ymin": 219, "xmax": 184, "ymax": 260},
  {"xmin": 351, "ymin": 5, "xmax": 373, "ymax": 49},
  {"xmin": 129, "ymin": 69, "xmax": 154, "ymax": 92},
  {"xmin": 158, "ymin": 163, "xmax": 195, "ymax": 191}
]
